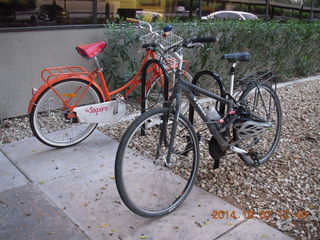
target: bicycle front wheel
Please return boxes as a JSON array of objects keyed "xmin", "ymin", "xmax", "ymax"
[
  {"xmin": 235, "ymin": 83, "xmax": 282, "ymax": 166},
  {"xmin": 115, "ymin": 108, "xmax": 199, "ymax": 217},
  {"xmin": 30, "ymin": 79, "xmax": 103, "ymax": 148}
]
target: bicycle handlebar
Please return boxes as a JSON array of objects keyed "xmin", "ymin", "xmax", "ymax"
[
  {"xmin": 126, "ymin": 18, "xmax": 153, "ymax": 33},
  {"xmin": 182, "ymin": 36, "xmax": 217, "ymax": 48},
  {"xmin": 156, "ymin": 36, "xmax": 217, "ymax": 56},
  {"xmin": 190, "ymin": 36, "xmax": 217, "ymax": 43}
]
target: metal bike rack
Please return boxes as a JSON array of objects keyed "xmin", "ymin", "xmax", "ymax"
[{"xmin": 188, "ymin": 70, "xmax": 226, "ymax": 125}]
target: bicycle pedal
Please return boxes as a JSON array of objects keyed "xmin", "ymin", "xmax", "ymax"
[
  {"xmin": 230, "ymin": 146, "xmax": 247, "ymax": 154},
  {"xmin": 249, "ymin": 151, "xmax": 261, "ymax": 167}
]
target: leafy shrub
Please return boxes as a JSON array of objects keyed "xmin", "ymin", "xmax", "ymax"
[{"xmin": 101, "ymin": 20, "xmax": 320, "ymax": 88}]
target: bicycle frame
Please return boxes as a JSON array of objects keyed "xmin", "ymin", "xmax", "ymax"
[
  {"xmin": 166, "ymin": 65, "xmax": 276, "ymax": 164},
  {"xmin": 180, "ymin": 78, "xmax": 234, "ymax": 149},
  {"xmin": 28, "ymin": 47, "xmax": 185, "ymax": 115},
  {"xmin": 155, "ymin": 45, "xmax": 235, "ymax": 160},
  {"xmin": 166, "ymin": 73, "xmax": 233, "ymax": 160}
]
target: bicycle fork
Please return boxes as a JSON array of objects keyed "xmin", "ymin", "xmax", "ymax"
[{"xmin": 164, "ymin": 84, "xmax": 182, "ymax": 167}]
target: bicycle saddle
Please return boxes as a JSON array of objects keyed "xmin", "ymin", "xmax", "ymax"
[
  {"xmin": 222, "ymin": 52, "xmax": 251, "ymax": 63},
  {"xmin": 76, "ymin": 41, "xmax": 107, "ymax": 59}
]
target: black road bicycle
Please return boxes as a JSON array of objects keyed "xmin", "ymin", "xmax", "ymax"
[{"xmin": 115, "ymin": 36, "xmax": 282, "ymax": 218}]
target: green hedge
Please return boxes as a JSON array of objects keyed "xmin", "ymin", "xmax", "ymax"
[{"xmin": 101, "ymin": 20, "xmax": 320, "ymax": 89}]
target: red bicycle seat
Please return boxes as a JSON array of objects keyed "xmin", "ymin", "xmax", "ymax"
[{"xmin": 76, "ymin": 41, "xmax": 107, "ymax": 59}]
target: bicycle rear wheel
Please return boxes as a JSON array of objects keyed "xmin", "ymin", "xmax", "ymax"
[
  {"xmin": 115, "ymin": 108, "xmax": 199, "ymax": 217},
  {"xmin": 234, "ymin": 83, "xmax": 282, "ymax": 166},
  {"xmin": 30, "ymin": 79, "xmax": 103, "ymax": 148}
]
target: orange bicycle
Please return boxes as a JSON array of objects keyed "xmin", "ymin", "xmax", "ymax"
[{"xmin": 28, "ymin": 19, "xmax": 192, "ymax": 148}]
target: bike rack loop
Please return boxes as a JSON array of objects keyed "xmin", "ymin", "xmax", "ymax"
[
  {"xmin": 140, "ymin": 59, "xmax": 170, "ymax": 114},
  {"xmin": 188, "ymin": 70, "xmax": 227, "ymax": 124}
]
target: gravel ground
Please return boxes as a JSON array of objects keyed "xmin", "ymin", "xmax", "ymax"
[{"xmin": 1, "ymin": 78, "xmax": 319, "ymax": 240}]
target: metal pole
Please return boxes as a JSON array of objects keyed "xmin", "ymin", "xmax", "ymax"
[
  {"xmin": 265, "ymin": 0, "xmax": 269, "ymax": 21},
  {"xmin": 93, "ymin": 0, "xmax": 97, "ymax": 24},
  {"xmin": 189, "ymin": 0, "xmax": 194, "ymax": 18},
  {"xmin": 198, "ymin": 0, "xmax": 203, "ymax": 18},
  {"xmin": 311, "ymin": 0, "xmax": 315, "ymax": 19}
]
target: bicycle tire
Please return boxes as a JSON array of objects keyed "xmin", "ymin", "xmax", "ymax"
[
  {"xmin": 235, "ymin": 83, "xmax": 282, "ymax": 166},
  {"xmin": 115, "ymin": 108, "xmax": 200, "ymax": 217},
  {"xmin": 30, "ymin": 78, "xmax": 103, "ymax": 148}
]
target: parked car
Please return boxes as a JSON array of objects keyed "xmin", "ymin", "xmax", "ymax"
[
  {"xmin": 175, "ymin": 6, "xmax": 186, "ymax": 12},
  {"xmin": 201, "ymin": 11, "xmax": 258, "ymax": 20},
  {"xmin": 136, "ymin": 11, "xmax": 163, "ymax": 22}
]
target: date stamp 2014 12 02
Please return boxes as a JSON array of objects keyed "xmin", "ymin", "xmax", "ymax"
[{"xmin": 211, "ymin": 209, "xmax": 309, "ymax": 220}]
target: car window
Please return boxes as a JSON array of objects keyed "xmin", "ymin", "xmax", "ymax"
[
  {"xmin": 215, "ymin": 13, "xmax": 228, "ymax": 19},
  {"xmin": 226, "ymin": 13, "xmax": 241, "ymax": 19},
  {"xmin": 242, "ymin": 13, "xmax": 257, "ymax": 20},
  {"xmin": 215, "ymin": 12, "xmax": 240, "ymax": 19}
]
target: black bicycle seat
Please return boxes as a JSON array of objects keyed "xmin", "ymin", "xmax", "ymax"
[{"xmin": 222, "ymin": 52, "xmax": 251, "ymax": 63}]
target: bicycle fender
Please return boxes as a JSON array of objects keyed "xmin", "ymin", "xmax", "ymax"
[{"xmin": 28, "ymin": 75, "xmax": 105, "ymax": 114}]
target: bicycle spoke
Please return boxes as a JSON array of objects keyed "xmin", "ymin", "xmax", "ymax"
[
  {"xmin": 235, "ymin": 83, "xmax": 282, "ymax": 166},
  {"xmin": 30, "ymin": 79, "xmax": 101, "ymax": 147}
]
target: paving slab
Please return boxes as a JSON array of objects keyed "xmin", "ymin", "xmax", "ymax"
[
  {"xmin": 0, "ymin": 130, "xmax": 118, "ymax": 183},
  {"xmin": 0, "ymin": 151, "xmax": 29, "ymax": 192},
  {"xmin": 0, "ymin": 184, "xmax": 89, "ymax": 240},
  {"xmin": 217, "ymin": 219, "xmax": 292, "ymax": 240}
]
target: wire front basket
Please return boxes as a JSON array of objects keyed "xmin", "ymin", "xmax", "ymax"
[
  {"xmin": 139, "ymin": 31, "xmax": 183, "ymax": 50},
  {"xmin": 139, "ymin": 31, "xmax": 183, "ymax": 70}
]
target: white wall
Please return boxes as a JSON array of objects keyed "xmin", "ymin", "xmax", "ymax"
[{"xmin": 0, "ymin": 27, "xmax": 106, "ymax": 119}]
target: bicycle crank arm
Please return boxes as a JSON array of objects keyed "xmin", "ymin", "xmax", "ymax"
[{"xmin": 229, "ymin": 146, "xmax": 248, "ymax": 154}]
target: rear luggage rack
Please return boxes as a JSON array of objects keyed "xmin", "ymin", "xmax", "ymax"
[
  {"xmin": 41, "ymin": 66, "xmax": 92, "ymax": 83},
  {"xmin": 237, "ymin": 70, "xmax": 277, "ymax": 86},
  {"xmin": 233, "ymin": 71, "xmax": 278, "ymax": 98}
]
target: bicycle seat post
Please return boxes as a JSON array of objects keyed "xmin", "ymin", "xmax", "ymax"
[
  {"xmin": 222, "ymin": 52, "xmax": 251, "ymax": 96},
  {"xmin": 229, "ymin": 61, "xmax": 238, "ymax": 96},
  {"xmin": 93, "ymin": 56, "xmax": 102, "ymax": 72}
]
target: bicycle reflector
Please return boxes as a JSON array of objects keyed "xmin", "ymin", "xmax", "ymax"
[{"xmin": 63, "ymin": 93, "xmax": 77, "ymax": 98}]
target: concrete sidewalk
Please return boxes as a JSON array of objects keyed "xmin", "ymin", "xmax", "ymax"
[{"xmin": 0, "ymin": 130, "xmax": 293, "ymax": 240}]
